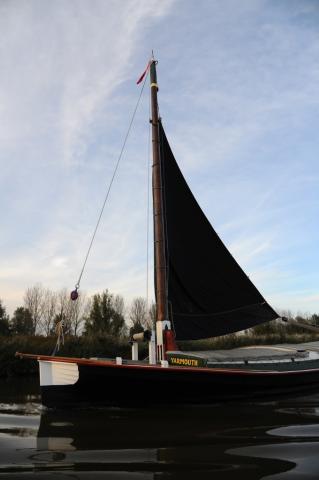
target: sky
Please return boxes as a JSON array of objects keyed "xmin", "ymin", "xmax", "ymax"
[{"xmin": 0, "ymin": 0, "xmax": 318, "ymax": 317}]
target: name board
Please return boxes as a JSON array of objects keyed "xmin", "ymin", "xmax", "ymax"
[
  {"xmin": 169, "ymin": 356, "xmax": 199, "ymax": 367},
  {"xmin": 167, "ymin": 354, "xmax": 207, "ymax": 368}
]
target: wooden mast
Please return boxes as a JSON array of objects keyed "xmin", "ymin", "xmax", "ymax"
[{"xmin": 150, "ymin": 59, "xmax": 170, "ymax": 361}]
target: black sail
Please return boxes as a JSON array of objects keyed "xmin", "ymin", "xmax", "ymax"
[{"xmin": 159, "ymin": 123, "xmax": 278, "ymax": 340}]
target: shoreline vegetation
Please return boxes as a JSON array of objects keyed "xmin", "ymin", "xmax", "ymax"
[
  {"xmin": 1, "ymin": 329, "xmax": 319, "ymax": 378},
  {"xmin": 0, "ymin": 334, "xmax": 132, "ymax": 378},
  {"xmin": 1, "ymin": 286, "xmax": 319, "ymax": 377}
]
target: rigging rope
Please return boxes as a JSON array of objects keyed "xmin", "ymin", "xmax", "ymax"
[
  {"xmin": 52, "ymin": 320, "xmax": 64, "ymax": 356},
  {"xmin": 71, "ymin": 71, "xmax": 149, "ymax": 299}
]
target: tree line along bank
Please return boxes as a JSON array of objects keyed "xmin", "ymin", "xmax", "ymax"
[
  {"xmin": 0, "ymin": 285, "xmax": 319, "ymax": 378},
  {"xmin": 0, "ymin": 284, "xmax": 155, "ymax": 338}
]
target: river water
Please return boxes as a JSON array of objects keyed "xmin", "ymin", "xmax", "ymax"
[{"xmin": 1, "ymin": 376, "xmax": 319, "ymax": 479}]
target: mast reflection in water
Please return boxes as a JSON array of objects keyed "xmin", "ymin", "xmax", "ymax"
[{"xmin": 1, "ymin": 377, "xmax": 319, "ymax": 478}]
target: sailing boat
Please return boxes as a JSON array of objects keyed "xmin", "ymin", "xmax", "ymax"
[{"xmin": 17, "ymin": 59, "xmax": 319, "ymax": 408}]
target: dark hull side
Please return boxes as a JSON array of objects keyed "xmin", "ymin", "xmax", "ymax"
[{"xmin": 41, "ymin": 362, "xmax": 319, "ymax": 408}]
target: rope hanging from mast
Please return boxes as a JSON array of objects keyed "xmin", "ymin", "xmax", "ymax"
[
  {"xmin": 51, "ymin": 320, "xmax": 64, "ymax": 356},
  {"xmin": 70, "ymin": 67, "xmax": 150, "ymax": 301}
]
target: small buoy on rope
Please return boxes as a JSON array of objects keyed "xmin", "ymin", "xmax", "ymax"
[{"xmin": 70, "ymin": 287, "xmax": 79, "ymax": 301}]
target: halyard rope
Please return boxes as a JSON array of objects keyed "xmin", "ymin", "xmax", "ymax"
[{"xmin": 73, "ymin": 71, "xmax": 149, "ymax": 293}]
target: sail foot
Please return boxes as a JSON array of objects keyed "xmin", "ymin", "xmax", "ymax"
[{"xmin": 172, "ymin": 302, "xmax": 278, "ymax": 341}]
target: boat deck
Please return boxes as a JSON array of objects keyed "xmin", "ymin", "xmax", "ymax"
[
  {"xmin": 17, "ymin": 342, "xmax": 319, "ymax": 373},
  {"xmin": 166, "ymin": 342, "xmax": 319, "ymax": 371}
]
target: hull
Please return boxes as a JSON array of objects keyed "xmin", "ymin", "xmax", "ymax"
[{"xmin": 35, "ymin": 355, "xmax": 319, "ymax": 408}]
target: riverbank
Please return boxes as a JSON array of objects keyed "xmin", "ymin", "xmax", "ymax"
[
  {"xmin": 0, "ymin": 335, "xmax": 131, "ymax": 377},
  {"xmin": 180, "ymin": 331, "xmax": 319, "ymax": 351},
  {"xmin": 1, "ymin": 331, "xmax": 319, "ymax": 377}
]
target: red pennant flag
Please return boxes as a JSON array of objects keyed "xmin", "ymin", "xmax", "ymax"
[{"xmin": 136, "ymin": 61, "xmax": 151, "ymax": 85}]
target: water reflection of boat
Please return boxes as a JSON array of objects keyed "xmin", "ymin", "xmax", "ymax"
[
  {"xmin": 36, "ymin": 401, "xmax": 319, "ymax": 479},
  {"xmin": 17, "ymin": 57, "xmax": 319, "ymax": 408},
  {"xmin": 36, "ymin": 399, "xmax": 319, "ymax": 450}
]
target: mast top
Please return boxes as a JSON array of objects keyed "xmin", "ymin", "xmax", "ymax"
[{"xmin": 150, "ymin": 58, "xmax": 158, "ymax": 91}]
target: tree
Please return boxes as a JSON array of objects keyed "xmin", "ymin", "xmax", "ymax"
[
  {"xmin": 278, "ymin": 309, "xmax": 294, "ymax": 322},
  {"xmin": 10, "ymin": 307, "xmax": 33, "ymax": 335},
  {"xmin": 149, "ymin": 302, "xmax": 156, "ymax": 330},
  {"xmin": 295, "ymin": 314, "xmax": 309, "ymax": 324},
  {"xmin": 129, "ymin": 297, "xmax": 150, "ymax": 336},
  {"xmin": 0, "ymin": 299, "xmax": 10, "ymax": 336},
  {"xmin": 84, "ymin": 290, "xmax": 126, "ymax": 337},
  {"xmin": 69, "ymin": 292, "xmax": 90, "ymax": 336},
  {"xmin": 55, "ymin": 288, "xmax": 74, "ymax": 335},
  {"xmin": 41, "ymin": 289, "xmax": 57, "ymax": 336},
  {"xmin": 23, "ymin": 285, "xmax": 90, "ymax": 337},
  {"xmin": 24, "ymin": 284, "xmax": 45, "ymax": 334},
  {"xmin": 110, "ymin": 294, "xmax": 127, "ymax": 337}
]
